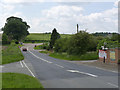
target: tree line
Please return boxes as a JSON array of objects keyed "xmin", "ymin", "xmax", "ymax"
[{"xmin": 2, "ymin": 16, "xmax": 120, "ymax": 56}]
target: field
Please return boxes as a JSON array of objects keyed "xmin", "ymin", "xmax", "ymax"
[
  {"xmin": 2, "ymin": 73, "xmax": 43, "ymax": 88},
  {"xmin": 25, "ymin": 33, "xmax": 72, "ymax": 41},
  {"xmin": 2, "ymin": 43, "xmax": 24, "ymax": 64}
]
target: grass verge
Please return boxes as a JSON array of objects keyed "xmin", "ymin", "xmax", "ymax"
[
  {"xmin": 2, "ymin": 73, "xmax": 43, "ymax": 88},
  {"xmin": 2, "ymin": 43, "xmax": 24, "ymax": 64},
  {"xmin": 34, "ymin": 43, "xmax": 49, "ymax": 50},
  {"xmin": 39, "ymin": 51, "xmax": 50, "ymax": 54},
  {"xmin": 49, "ymin": 52, "xmax": 99, "ymax": 61}
]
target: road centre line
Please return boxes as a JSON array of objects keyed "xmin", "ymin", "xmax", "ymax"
[
  {"xmin": 29, "ymin": 51, "xmax": 53, "ymax": 64},
  {"xmin": 67, "ymin": 70, "xmax": 98, "ymax": 78},
  {"xmin": 55, "ymin": 64, "xmax": 64, "ymax": 68},
  {"xmin": 22, "ymin": 61, "xmax": 35, "ymax": 77},
  {"xmin": 20, "ymin": 61, "xmax": 24, "ymax": 67},
  {"xmin": 107, "ymin": 83, "xmax": 118, "ymax": 88}
]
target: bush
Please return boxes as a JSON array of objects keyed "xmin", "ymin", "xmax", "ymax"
[
  {"xmin": 54, "ymin": 31, "xmax": 98, "ymax": 55},
  {"xmin": 34, "ymin": 43, "xmax": 49, "ymax": 50},
  {"xmin": 54, "ymin": 38, "xmax": 69, "ymax": 52},
  {"xmin": 2, "ymin": 33, "xmax": 10, "ymax": 45},
  {"xmin": 67, "ymin": 31, "xmax": 91, "ymax": 55}
]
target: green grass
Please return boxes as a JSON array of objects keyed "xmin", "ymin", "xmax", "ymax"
[
  {"xmin": 34, "ymin": 45, "xmax": 44, "ymax": 50},
  {"xmin": 25, "ymin": 33, "xmax": 72, "ymax": 41},
  {"xmin": 2, "ymin": 43, "xmax": 24, "ymax": 65},
  {"xmin": 26, "ymin": 33, "xmax": 51, "ymax": 40},
  {"xmin": 39, "ymin": 51, "xmax": 50, "ymax": 54},
  {"xmin": 34, "ymin": 43, "xmax": 49, "ymax": 50},
  {"xmin": 49, "ymin": 52, "xmax": 99, "ymax": 61},
  {"xmin": 2, "ymin": 73, "xmax": 43, "ymax": 88}
]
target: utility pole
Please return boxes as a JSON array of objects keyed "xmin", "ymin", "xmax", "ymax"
[{"xmin": 77, "ymin": 24, "xmax": 79, "ymax": 33}]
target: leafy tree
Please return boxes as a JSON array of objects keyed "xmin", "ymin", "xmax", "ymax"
[
  {"xmin": 49, "ymin": 28, "xmax": 60, "ymax": 49},
  {"xmin": 67, "ymin": 31, "xmax": 91, "ymax": 55},
  {"xmin": 87, "ymin": 35, "xmax": 97, "ymax": 51},
  {"xmin": 111, "ymin": 33, "xmax": 119, "ymax": 41},
  {"xmin": 2, "ymin": 33, "xmax": 10, "ymax": 44},
  {"xmin": 2, "ymin": 16, "xmax": 30, "ymax": 42},
  {"xmin": 54, "ymin": 38, "xmax": 69, "ymax": 52}
]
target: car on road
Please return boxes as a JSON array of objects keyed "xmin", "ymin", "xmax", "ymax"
[{"xmin": 22, "ymin": 48, "xmax": 27, "ymax": 51}]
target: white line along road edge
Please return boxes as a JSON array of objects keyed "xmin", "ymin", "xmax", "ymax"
[
  {"xmin": 67, "ymin": 70, "xmax": 98, "ymax": 78},
  {"xmin": 22, "ymin": 61, "xmax": 35, "ymax": 77},
  {"xmin": 20, "ymin": 61, "xmax": 24, "ymax": 67},
  {"xmin": 29, "ymin": 51, "xmax": 53, "ymax": 64},
  {"xmin": 107, "ymin": 83, "xmax": 118, "ymax": 88}
]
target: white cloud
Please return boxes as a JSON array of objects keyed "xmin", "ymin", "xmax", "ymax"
[
  {"xmin": 30, "ymin": 5, "xmax": 117, "ymax": 34},
  {"xmin": 0, "ymin": 1, "xmax": 118, "ymax": 34},
  {"xmin": 42, "ymin": 5, "xmax": 83, "ymax": 19},
  {"xmin": 114, "ymin": 0, "xmax": 119, "ymax": 7},
  {"xmin": 1, "ymin": 0, "xmax": 118, "ymax": 4}
]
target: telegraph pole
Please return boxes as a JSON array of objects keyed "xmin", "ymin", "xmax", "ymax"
[{"xmin": 77, "ymin": 24, "xmax": 79, "ymax": 33}]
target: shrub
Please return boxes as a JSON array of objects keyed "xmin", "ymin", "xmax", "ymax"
[
  {"xmin": 54, "ymin": 38, "xmax": 69, "ymax": 52},
  {"xmin": 67, "ymin": 31, "xmax": 91, "ymax": 55}
]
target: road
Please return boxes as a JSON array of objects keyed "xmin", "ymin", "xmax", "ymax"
[
  {"xmin": 19, "ymin": 43, "xmax": 118, "ymax": 89},
  {"xmin": 2, "ymin": 43, "xmax": 119, "ymax": 89}
]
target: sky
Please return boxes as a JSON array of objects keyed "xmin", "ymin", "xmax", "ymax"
[{"xmin": 0, "ymin": 0, "xmax": 119, "ymax": 34}]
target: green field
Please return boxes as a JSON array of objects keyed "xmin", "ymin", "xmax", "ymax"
[
  {"xmin": 25, "ymin": 33, "xmax": 72, "ymax": 41},
  {"xmin": 49, "ymin": 52, "xmax": 99, "ymax": 61},
  {"xmin": 2, "ymin": 43, "xmax": 24, "ymax": 64},
  {"xmin": 2, "ymin": 73, "xmax": 43, "ymax": 88}
]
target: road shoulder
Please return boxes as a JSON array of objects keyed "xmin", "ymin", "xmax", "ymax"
[{"xmin": 68, "ymin": 60, "xmax": 118, "ymax": 73}]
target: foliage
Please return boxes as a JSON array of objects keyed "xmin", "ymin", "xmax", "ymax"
[
  {"xmin": 2, "ymin": 43, "xmax": 24, "ymax": 64},
  {"xmin": 2, "ymin": 33, "xmax": 10, "ymax": 45},
  {"xmin": 54, "ymin": 31, "xmax": 98, "ymax": 56},
  {"xmin": 34, "ymin": 43, "xmax": 49, "ymax": 50},
  {"xmin": 54, "ymin": 38, "xmax": 69, "ymax": 52},
  {"xmin": 49, "ymin": 28, "xmax": 60, "ymax": 49},
  {"xmin": 111, "ymin": 34, "xmax": 120, "ymax": 41},
  {"xmin": 2, "ymin": 16, "xmax": 30, "ymax": 41},
  {"xmin": 97, "ymin": 39, "xmax": 120, "ymax": 51},
  {"xmin": 87, "ymin": 35, "xmax": 98, "ymax": 51},
  {"xmin": 67, "ymin": 31, "xmax": 91, "ymax": 55},
  {"xmin": 2, "ymin": 73, "xmax": 43, "ymax": 88}
]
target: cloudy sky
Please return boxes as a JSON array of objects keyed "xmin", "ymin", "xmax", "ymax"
[{"xmin": 0, "ymin": 0, "xmax": 119, "ymax": 34}]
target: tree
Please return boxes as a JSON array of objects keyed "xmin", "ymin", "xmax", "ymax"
[
  {"xmin": 54, "ymin": 38, "xmax": 69, "ymax": 52},
  {"xmin": 67, "ymin": 31, "xmax": 91, "ymax": 55},
  {"xmin": 49, "ymin": 28, "xmax": 60, "ymax": 49},
  {"xmin": 2, "ymin": 16, "xmax": 30, "ymax": 42},
  {"xmin": 2, "ymin": 33, "xmax": 10, "ymax": 44}
]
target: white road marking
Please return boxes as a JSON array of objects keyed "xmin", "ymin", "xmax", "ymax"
[
  {"xmin": 29, "ymin": 51, "xmax": 53, "ymax": 64},
  {"xmin": 20, "ymin": 61, "xmax": 24, "ymax": 67},
  {"xmin": 55, "ymin": 64, "xmax": 64, "ymax": 68},
  {"xmin": 67, "ymin": 70, "xmax": 98, "ymax": 78},
  {"xmin": 22, "ymin": 61, "xmax": 35, "ymax": 77},
  {"xmin": 95, "ymin": 67, "xmax": 118, "ymax": 73},
  {"xmin": 107, "ymin": 83, "xmax": 118, "ymax": 88},
  {"xmin": 0, "ymin": 66, "xmax": 4, "ymax": 68}
]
